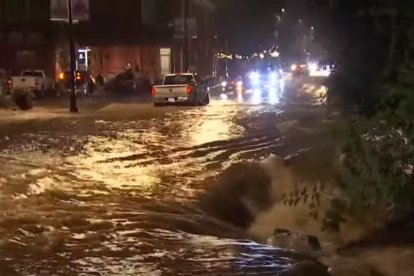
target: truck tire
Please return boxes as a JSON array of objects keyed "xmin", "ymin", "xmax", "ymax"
[{"xmin": 13, "ymin": 90, "xmax": 33, "ymax": 110}]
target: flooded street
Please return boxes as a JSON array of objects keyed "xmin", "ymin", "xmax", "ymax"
[{"xmin": 0, "ymin": 80, "xmax": 328, "ymax": 275}]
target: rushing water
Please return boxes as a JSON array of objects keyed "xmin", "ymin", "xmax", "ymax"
[
  {"xmin": 0, "ymin": 94, "xmax": 334, "ymax": 275},
  {"xmin": 4, "ymin": 80, "xmax": 412, "ymax": 276}
]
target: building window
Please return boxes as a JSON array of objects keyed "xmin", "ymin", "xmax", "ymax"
[
  {"xmin": 160, "ymin": 48, "xmax": 171, "ymax": 76},
  {"xmin": 142, "ymin": 0, "xmax": 160, "ymax": 25},
  {"xmin": 5, "ymin": 0, "xmax": 48, "ymax": 22},
  {"xmin": 0, "ymin": 1, "xmax": 4, "ymax": 22},
  {"xmin": 6, "ymin": 0, "xmax": 28, "ymax": 22},
  {"xmin": 17, "ymin": 50, "xmax": 36, "ymax": 58},
  {"xmin": 28, "ymin": 0, "xmax": 49, "ymax": 22},
  {"xmin": 8, "ymin": 32, "xmax": 24, "ymax": 45},
  {"xmin": 27, "ymin": 33, "xmax": 43, "ymax": 44}
]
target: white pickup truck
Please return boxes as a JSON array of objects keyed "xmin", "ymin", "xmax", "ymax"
[
  {"xmin": 151, "ymin": 73, "xmax": 210, "ymax": 106},
  {"xmin": 11, "ymin": 70, "xmax": 55, "ymax": 96}
]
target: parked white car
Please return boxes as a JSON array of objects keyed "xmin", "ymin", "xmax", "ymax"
[{"xmin": 11, "ymin": 70, "xmax": 55, "ymax": 96}]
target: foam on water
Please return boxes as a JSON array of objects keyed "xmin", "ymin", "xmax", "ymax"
[
  {"xmin": 249, "ymin": 152, "xmax": 370, "ymax": 248},
  {"xmin": 201, "ymin": 146, "xmax": 366, "ymax": 248},
  {"xmin": 201, "ymin": 146, "xmax": 414, "ymax": 275}
]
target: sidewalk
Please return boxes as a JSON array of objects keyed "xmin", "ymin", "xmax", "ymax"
[
  {"xmin": 0, "ymin": 95, "xmax": 153, "ymax": 123},
  {"xmin": 0, "ymin": 106, "xmax": 75, "ymax": 122},
  {"xmin": 0, "ymin": 92, "xmax": 179, "ymax": 124}
]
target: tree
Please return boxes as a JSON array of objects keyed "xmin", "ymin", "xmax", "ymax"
[{"xmin": 296, "ymin": 0, "xmax": 414, "ymax": 231}]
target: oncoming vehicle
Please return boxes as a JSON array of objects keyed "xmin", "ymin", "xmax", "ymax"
[
  {"xmin": 152, "ymin": 73, "xmax": 210, "ymax": 106},
  {"xmin": 242, "ymin": 66, "xmax": 284, "ymax": 103},
  {"xmin": 220, "ymin": 76, "xmax": 244, "ymax": 94},
  {"xmin": 113, "ymin": 70, "xmax": 139, "ymax": 94},
  {"xmin": 291, "ymin": 62, "xmax": 309, "ymax": 76},
  {"xmin": 307, "ymin": 61, "xmax": 333, "ymax": 77},
  {"xmin": 246, "ymin": 66, "xmax": 283, "ymax": 90}
]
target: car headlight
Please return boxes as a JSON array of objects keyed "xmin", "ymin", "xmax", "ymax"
[
  {"xmin": 308, "ymin": 62, "xmax": 318, "ymax": 72},
  {"xmin": 221, "ymin": 81, "xmax": 227, "ymax": 87},
  {"xmin": 269, "ymin": 72, "xmax": 279, "ymax": 83},
  {"xmin": 291, "ymin": 64, "xmax": 297, "ymax": 71},
  {"xmin": 249, "ymin": 72, "xmax": 260, "ymax": 85},
  {"xmin": 237, "ymin": 80, "xmax": 243, "ymax": 86}
]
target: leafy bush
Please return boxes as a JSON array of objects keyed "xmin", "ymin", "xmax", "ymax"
[
  {"xmin": 12, "ymin": 89, "xmax": 33, "ymax": 111},
  {"xmin": 281, "ymin": 68, "xmax": 414, "ymax": 232},
  {"xmin": 323, "ymin": 118, "xmax": 414, "ymax": 231},
  {"xmin": 322, "ymin": 62, "xmax": 414, "ymax": 230},
  {"xmin": 308, "ymin": 0, "xmax": 414, "ymax": 232}
]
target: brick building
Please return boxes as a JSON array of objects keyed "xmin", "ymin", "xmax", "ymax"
[
  {"xmin": 74, "ymin": 0, "xmax": 173, "ymax": 82},
  {"xmin": 0, "ymin": 0, "xmax": 54, "ymax": 75},
  {"xmin": 0, "ymin": 0, "xmax": 216, "ymax": 81},
  {"xmin": 168, "ymin": 0, "xmax": 217, "ymax": 76}
]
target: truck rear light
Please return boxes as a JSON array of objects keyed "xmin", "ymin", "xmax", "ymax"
[
  {"xmin": 186, "ymin": 86, "xmax": 193, "ymax": 94},
  {"xmin": 151, "ymin": 87, "xmax": 156, "ymax": 96},
  {"xmin": 7, "ymin": 79, "xmax": 12, "ymax": 87}
]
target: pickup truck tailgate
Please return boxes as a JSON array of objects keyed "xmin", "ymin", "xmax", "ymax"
[
  {"xmin": 154, "ymin": 85, "xmax": 189, "ymax": 98},
  {"xmin": 12, "ymin": 77, "xmax": 37, "ymax": 89}
]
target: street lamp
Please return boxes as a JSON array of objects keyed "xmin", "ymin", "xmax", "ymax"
[
  {"xmin": 181, "ymin": 0, "xmax": 189, "ymax": 73},
  {"xmin": 51, "ymin": 0, "xmax": 89, "ymax": 112}
]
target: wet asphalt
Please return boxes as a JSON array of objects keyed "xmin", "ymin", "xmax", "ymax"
[{"xmin": 0, "ymin": 77, "xmax": 329, "ymax": 275}]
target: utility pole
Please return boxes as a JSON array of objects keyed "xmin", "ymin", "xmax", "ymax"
[
  {"xmin": 183, "ymin": 0, "xmax": 189, "ymax": 72},
  {"xmin": 68, "ymin": 0, "xmax": 78, "ymax": 112},
  {"xmin": 224, "ymin": 37, "xmax": 229, "ymax": 78}
]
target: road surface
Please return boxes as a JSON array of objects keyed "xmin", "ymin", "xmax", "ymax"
[{"xmin": 0, "ymin": 77, "xmax": 329, "ymax": 275}]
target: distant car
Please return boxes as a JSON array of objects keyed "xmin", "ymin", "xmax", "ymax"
[
  {"xmin": 220, "ymin": 76, "xmax": 244, "ymax": 93},
  {"xmin": 291, "ymin": 63, "xmax": 309, "ymax": 76},
  {"xmin": 11, "ymin": 70, "xmax": 55, "ymax": 97},
  {"xmin": 319, "ymin": 60, "xmax": 336, "ymax": 74},
  {"xmin": 152, "ymin": 73, "xmax": 210, "ymax": 106},
  {"xmin": 57, "ymin": 70, "xmax": 96, "ymax": 96},
  {"xmin": 307, "ymin": 61, "xmax": 334, "ymax": 77},
  {"xmin": 113, "ymin": 71, "xmax": 140, "ymax": 94},
  {"xmin": 246, "ymin": 67, "xmax": 283, "ymax": 90}
]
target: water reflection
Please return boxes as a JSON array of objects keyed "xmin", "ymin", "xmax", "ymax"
[
  {"xmin": 249, "ymin": 86, "xmax": 282, "ymax": 105},
  {"xmin": 237, "ymin": 91, "xmax": 244, "ymax": 103},
  {"xmin": 220, "ymin": 93, "xmax": 228, "ymax": 100},
  {"xmin": 251, "ymin": 88, "xmax": 263, "ymax": 105},
  {"xmin": 268, "ymin": 87, "xmax": 279, "ymax": 105},
  {"xmin": 68, "ymin": 136, "xmax": 162, "ymax": 194},
  {"xmin": 0, "ymin": 85, "xmax": 324, "ymax": 275},
  {"xmin": 189, "ymin": 102, "xmax": 244, "ymax": 145}
]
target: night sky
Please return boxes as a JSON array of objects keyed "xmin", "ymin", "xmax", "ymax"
[{"xmin": 215, "ymin": 0, "xmax": 290, "ymax": 54}]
